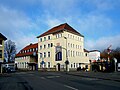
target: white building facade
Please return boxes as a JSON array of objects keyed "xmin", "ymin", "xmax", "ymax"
[
  {"xmin": 37, "ymin": 23, "xmax": 89, "ymax": 71},
  {"xmin": 89, "ymin": 50, "xmax": 100, "ymax": 62}
]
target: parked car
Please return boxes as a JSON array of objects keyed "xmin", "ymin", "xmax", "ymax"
[{"xmin": 2, "ymin": 63, "xmax": 16, "ymax": 73}]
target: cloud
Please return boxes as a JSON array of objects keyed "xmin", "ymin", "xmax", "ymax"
[
  {"xmin": 78, "ymin": 15, "xmax": 113, "ymax": 37},
  {"xmin": 83, "ymin": 0, "xmax": 120, "ymax": 11},
  {"xmin": 0, "ymin": 0, "xmax": 120, "ymax": 52},
  {"xmin": 0, "ymin": 5, "xmax": 38, "ymax": 51},
  {"xmin": 85, "ymin": 35, "xmax": 120, "ymax": 50}
]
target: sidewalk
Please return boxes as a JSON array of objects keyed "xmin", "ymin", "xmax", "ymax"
[{"xmin": 67, "ymin": 71, "xmax": 120, "ymax": 82}]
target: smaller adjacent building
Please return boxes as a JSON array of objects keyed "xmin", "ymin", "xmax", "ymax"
[
  {"xmin": 0, "ymin": 33, "xmax": 7, "ymax": 73},
  {"xmin": 89, "ymin": 50, "xmax": 100, "ymax": 62},
  {"xmin": 15, "ymin": 43, "xmax": 38, "ymax": 70}
]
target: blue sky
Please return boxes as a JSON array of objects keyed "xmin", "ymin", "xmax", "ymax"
[{"xmin": 0, "ymin": 0, "xmax": 120, "ymax": 51}]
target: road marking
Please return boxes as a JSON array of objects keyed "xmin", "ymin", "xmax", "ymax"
[
  {"xmin": 81, "ymin": 77, "xmax": 100, "ymax": 81},
  {"xmin": 47, "ymin": 76, "xmax": 60, "ymax": 78},
  {"xmin": 55, "ymin": 76, "xmax": 60, "ymax": 78},
  {"xmin": 29, "ymin": 74, "xmax": 34, "ymax": 76},
  {"xmin": 64, "ymin": 85, "xmax": 78, "ymax": 90},
  {"xmin": 40, "ymin": 77, "xmax": 46, "ymax": 79}
]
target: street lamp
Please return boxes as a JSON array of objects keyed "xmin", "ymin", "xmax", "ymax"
[
  {"xmin": 64, "ymin": 37, "xmax": 69, "ymax": 72},
  {"xmin": 113, "ymin": 58, "xmax": 117, "ymax": 72}
]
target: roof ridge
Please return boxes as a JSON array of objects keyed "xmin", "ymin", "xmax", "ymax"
[{"xmin": 37, "ymin": 23, "xmax": 84, "ymax": 38}]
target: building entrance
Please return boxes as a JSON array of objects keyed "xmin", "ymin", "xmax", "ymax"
[{"xmin": 57, "ymin": 63, "xmax": 60, "ymax": 71}]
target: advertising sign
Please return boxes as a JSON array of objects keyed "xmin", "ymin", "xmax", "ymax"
[{"xmin": 55, "ymin": 46, "xmax": 62, "ymax": 61}]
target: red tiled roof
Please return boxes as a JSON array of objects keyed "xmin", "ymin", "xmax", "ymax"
[
  {"xmin": 37, "ymin": 23, "xmax": 84, "ymax": 38},
  {"xmin": 16, "ymin": 43, "xmax": 38, "ymax": 57}
]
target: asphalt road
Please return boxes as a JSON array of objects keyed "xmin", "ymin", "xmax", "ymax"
[{"xmin": 0, "ymin": 71, "xmax": 120, "ymax": 90}]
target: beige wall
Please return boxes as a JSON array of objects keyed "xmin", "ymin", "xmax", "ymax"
[
  {"xmin": 15, "ymin": 56, "xmax": 30, "ymax": 68},
  {"xmin": 0, "ymin": 38, "xmax": 5, "ymax": 61},
  {"xmin": 38, "ymin": 30, "xmax": 89, "ymax": 70}
]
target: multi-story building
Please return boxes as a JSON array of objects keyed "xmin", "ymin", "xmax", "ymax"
[
  {"xmin": 37, "ymin": 23, "xmax": 89, "ymax": 71},
  {"xmin": 15, "ymin": 43, "xmax": 38, "ymax": 70},
  {"xmin": 0, "ymin": 33, "xmax": 7, "ymax": 73}
]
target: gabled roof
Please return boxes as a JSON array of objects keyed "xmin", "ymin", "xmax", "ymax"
[
  {"xmin": 89, "ymin": 50, "xmax": 100, "ymax": 52},
  {"xmin": 37, "ymin": 23, "xmax": 84, "ymax": 38},
  {"xmin": 84, "ymin": 49, "xmax": 89, "ymax": 52},
  {"xmin": 16, "ymin": 43, "xmax": 38, "ymax": 57},
  {"xmin": 0, "ymin": 33, "xmax": 7, "ymax": 40}
]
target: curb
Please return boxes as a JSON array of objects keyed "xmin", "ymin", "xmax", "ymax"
[{"xmin": 66, "ymin": 73, "xmax": 120, "ymax": 82}]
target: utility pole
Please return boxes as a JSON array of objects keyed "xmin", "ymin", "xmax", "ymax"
[
  {"xmin": 64, "ymin": 37, "xmax": 69, "ymax": 72},
  {"xmin": 107, "ymin": 45, "xmax": 112, "ymax": 62}
]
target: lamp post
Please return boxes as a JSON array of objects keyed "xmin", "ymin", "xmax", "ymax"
[
  {"xmin": 114, "ymin": 58, "xmax": 117, "ymax": 72},
  {"xmin": 64, "ymin": 37, "xmax": 69, "ymax": 72}
]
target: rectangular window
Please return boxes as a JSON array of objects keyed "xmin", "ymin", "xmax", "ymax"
[
  {"xmin": 71, "ymin": 51, "xmax": 72, "ymax": 57},
  {"xmin": 48, "ymin": 36, "xmax": 50, "ymax": 40},
  {"xmin": 51, "ymin": 43, "xmax": 53, "ymax": 47},
  {"xmin": 36, "ymin": 48, "xmax": 38, "ymax": 51},
  {"xmin": 48, "ymin": 52, "xmax": 50, "ymax": 57},
  {"xmin": 71, "ymin": 64, "xmax": 73, "ymax": 68},
  {"xmin": 48, "ymin": 44, "xmax": 50, "ymax": 48},
  {"xmin": 76, "ymin": 52, "xmax": 77, "ymax": 56},
  {"xmin": 40, "ymin": 46, "xmax": 42, "ymax": 49},
  {"xmin": 44, "ymin": 37, "xmax": 46, "ymax": 41},
  {"xmin": 33, "ymin": 48, "xmax": 34, "ymax": 51},
  {"xmin": 40, "ymin": 53, "xmax": 42, "ymax": 58},
  {"xmin": 44, "ymin": 52, "xmax": 46, "ymax": 58},
  {"xmin": 71, "ymin": 44, "xmax": 72, "ymax": 48},
  {"xmin": 74, "ymin": 63, "xmax": 75, "ymax": 68},
  {"xmin": 30, "ymin": 49, "xmax": 32, "ymax": 52},
  {"xmin": 40, "ymin": 38, "xmax": 42, "ymax": 42},
  {"xmin": 48, "ymin": 62, "xmax": 50, "ymax": 68},
  {"xmin": 73, "ymin": 51, "xmax": 75, "ymax": 57},
  {"xmin": 68, "ymin": 43, "xmax": 70, "ymax": 47},
  {"xmin": 68, "ymin": 50, "xmax": 70, "ymax": 57},
  {"xmin": 44, "ymin": 45, "xmax": 46, "ymax": 49},
  {"xmin": 27, "ymin": 50, "xmax": 29, "ymax": 52},
  {"xmin": 0, "ymin": 50, "xmax": 2, "ymax": 58}
]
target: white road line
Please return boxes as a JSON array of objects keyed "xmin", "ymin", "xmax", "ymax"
[
  {"xmin": 40, "ymin": 77, "xmax": 46, "ymax": 79},
  {"xmin": 29, "ymin": 74, "xmax": 34, "ymax": 76},
  {"xmin": 64, "ymin": 85, "xmax": 78, "ymax": 90},
  {"xmin": 56, "ymin": 76, "xmax": 60, "ymax": 77},
  {"xmin": 47, "ymin": 76, "xmax": 60, "ymax": 78}
]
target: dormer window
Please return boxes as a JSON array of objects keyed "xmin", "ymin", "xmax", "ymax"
[
  {"xmin": 27, "ymin": 50, "xmax": 29, "ymax": 52},
  {"xmin": 36, "ymin": 48, "xmax": 38, "ymax": 51},
  {"xmin": 30, "ymin": 49, "xmax": 32, "ymax": 52},
  {"xmin": 33, "ymin": 48, "xmax": 34, "ymax": 51}
]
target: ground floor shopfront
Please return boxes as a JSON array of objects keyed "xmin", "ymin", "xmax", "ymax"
[{"xmin": 90, "ymin": 61, "xmax": 115, "ymax": 72}]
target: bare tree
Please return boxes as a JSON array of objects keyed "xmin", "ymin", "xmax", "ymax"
[
  {"xmin": 112, "ymin": 47, "xmax": 120, "ymax": 62},
  {"xmin": 4, "ymin": 40, "xmax": 16, "ymax": 63},
  {"xmin": 101, "ymin": 47, "xmax": 120, "ymax": 62}
]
